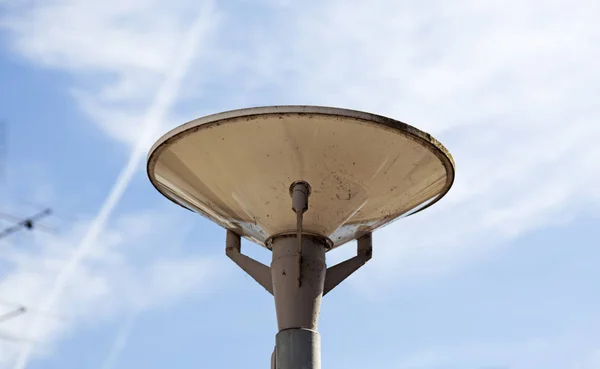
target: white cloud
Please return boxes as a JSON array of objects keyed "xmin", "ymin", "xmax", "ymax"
[
  {"xmin": 98, "ymin": 311, "xmax": 138, "ymax": 369},
  {"xmin": 1, "ymin": 3, "xmax": 222, "ymax": 366},
  {"xmin": 237, "ymin": 0, "xmax": 600, "ymax": 286},
  {"xmin": 1, "ymin": 0, "xmax": 599, "ymax": 291},
  {"xmin": 0, "ymin": 209, "xmax": 228, "ymax": 367},
  {"xmin": 0, "ymin": 0, "xmax": 220, "ymax": 147}
]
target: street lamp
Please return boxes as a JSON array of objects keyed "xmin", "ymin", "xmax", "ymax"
[{"xmin": 147, "ymin": 106, "xmax": 455, "ymax": 369}]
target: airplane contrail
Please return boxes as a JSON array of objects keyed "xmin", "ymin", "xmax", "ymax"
[
  {"xmin": 12, "ymin": 5, "xmax": 215, "ymax": 369},
  {"xmin": 99, "ymin": 311, "xmax": 139, "ymax": 369}
]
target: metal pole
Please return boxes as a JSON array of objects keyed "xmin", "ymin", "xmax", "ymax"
[
  {"xmin": 270, "ymin": 234, "xmax": 327, "ymax": 369},
  {"xmin": 275, "ymin": 328, "xmax": 320, "ymax": 369}
]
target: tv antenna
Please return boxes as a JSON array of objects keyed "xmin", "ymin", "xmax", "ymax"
[
  {"xmin": 0, "ymin": 121, "xmax": 55, "ymax": 240},
  {"xmin": 0, "ymin": 306, "xmax": 26, "ymax": 324},
  {"xmin": 0, "ymin": 297, "xmax": 64, "ymax": 344},
  {"xmin": 0, "ymin": 306, "xmax": 36, "ymax": 344},
  {"xmin": 147, "ymin": 106, "xmax": 455, "ymax": 369},
  {"xmin": 0, "ymin": 208, "xmax": 54, "ymax": 239},
  {"xmin": 0, "ymin": 123, "xmax": 58, "ymax": 344}
]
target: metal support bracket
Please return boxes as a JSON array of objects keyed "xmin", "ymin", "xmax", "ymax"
[
  {"xmin": 322, "ymin": 233, "xmax": 372, "ymax": 296},
  {"xmin": 225, "ymin": 230, "xmax": 273, "ymax": 295}
]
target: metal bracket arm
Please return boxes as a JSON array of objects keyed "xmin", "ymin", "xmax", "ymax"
[
  {"xmin": 225, "ymin": 230, "xmax": 273, "ymax": 295},
  {"xmin": 323, "ymin": 233, "xmax": 372, "ymax": 296}
]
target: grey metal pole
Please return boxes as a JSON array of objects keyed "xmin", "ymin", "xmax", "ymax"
[
  {"xmin": 275, "ymin": 328, "xmax": 320, "ymax": 369},
  {"xmin": 270, "ymin": 234, "xmax": 327, "ymax": 369}
]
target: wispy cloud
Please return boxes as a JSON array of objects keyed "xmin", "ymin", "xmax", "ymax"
[
  {"xmin": 234, "ymin": 0, "xmax": 600, "ymax": 286},
  {"xmin": 4, "ymin": 0, "xmax": 599, "ymax": 283},
  {"xmin": 3, "ymin": 0, "xmax": 599, "ymax": 282},
  {"xmin": 0, "ymin": 208, "xmax": 226, "ymax": 367},
  {"xmin": 99, "ymin": 311, "xmax": 139, "ymax": 369},
  {"xmin": 1, "ymin": 0, "xmax": 221, "ymax": 147},
  {"xmin": 8, "ymin": 3, "xmax": 217, "ymax": 368}
]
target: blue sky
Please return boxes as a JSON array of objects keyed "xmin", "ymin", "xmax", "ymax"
[{"xmin": 0, "ymin": 0, "xmax": 599, "ymax": 368}]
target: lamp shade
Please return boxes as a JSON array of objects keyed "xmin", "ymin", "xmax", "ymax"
[{"xmin": 147, "ymin": 106, "xmax": 454, "ymax": 249}]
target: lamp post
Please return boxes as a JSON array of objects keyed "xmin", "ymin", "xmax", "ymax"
[{"xmin": 147, "ymin": 106, "xmax": 455, "ymax": 369}]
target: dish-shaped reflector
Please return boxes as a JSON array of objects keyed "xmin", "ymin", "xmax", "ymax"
[{"xmin": 147, "ymin": 106, "xmax": 454, "ymax": 249}]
